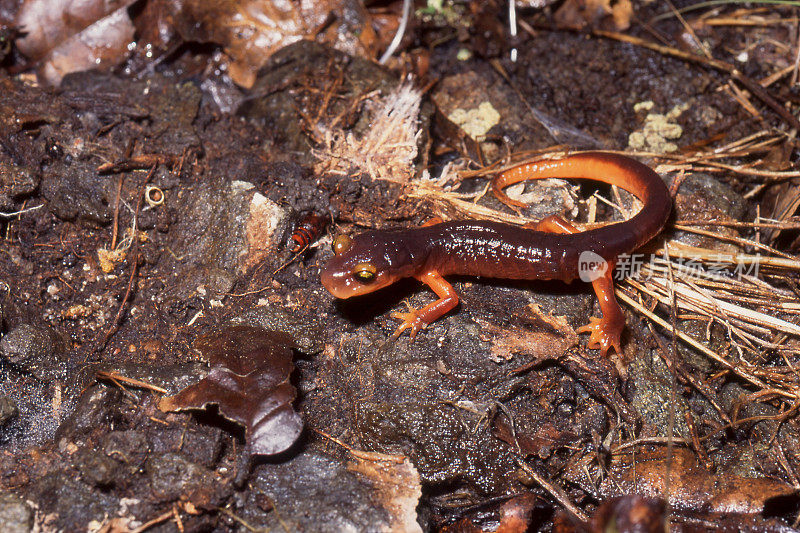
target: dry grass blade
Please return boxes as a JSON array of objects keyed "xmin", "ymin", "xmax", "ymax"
[{"xmin": 620, "ymin": 234, "xmax": 800, "ymax": 399}]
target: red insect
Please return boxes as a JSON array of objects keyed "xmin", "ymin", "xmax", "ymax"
[{"xmin": 289, "ymin": 213, "xmax": 329, "ymax": 253}]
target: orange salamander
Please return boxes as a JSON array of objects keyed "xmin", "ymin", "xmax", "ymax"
[{"xmin": 321, "ymin": 152, "xmax": 671, "ymax": 356}]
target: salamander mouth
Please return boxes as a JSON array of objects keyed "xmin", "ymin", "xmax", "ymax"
[{"xmin": 321, "ymin": 267, "xmax": 394, "ymax": 298}]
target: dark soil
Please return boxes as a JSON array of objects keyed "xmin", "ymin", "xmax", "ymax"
[{"xmin": 2, "ymin": 1, "xmax": 800, "ymax": 532}]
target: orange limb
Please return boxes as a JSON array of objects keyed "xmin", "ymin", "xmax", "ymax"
[
  {"xmin": 530, "ymin": 215, "xmax": 624, "ymax": 357},
  {"xmin": 492, "ymin": 165, "xmax": 530, "ymax": 209},
  {"xmin": 524, "ymin": 214, "xmax": 580, "ymax": 234},
  {"xmin": 391, "ymin": 270, "xmax": 459, "ymax": 340},
  {"xmin": 576, "ymin": 265, "xmax": 624, "ymax": 357},
  {"xmin": 421, "ymin": 216, "xmax": 444, "ymax": 227}
]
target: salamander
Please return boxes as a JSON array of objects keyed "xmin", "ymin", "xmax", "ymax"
[{"xmin": 320, "ymin": 152, "xmax": 671, "ymax": 356}]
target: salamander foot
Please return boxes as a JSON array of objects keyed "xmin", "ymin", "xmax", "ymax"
[
  {"xmin": 390, "ymin": 303, "xmax": 427, "ymax": 340},
  {"xmin": 577, "ymin": 316, "xmax": 623, "ymax": 357}
]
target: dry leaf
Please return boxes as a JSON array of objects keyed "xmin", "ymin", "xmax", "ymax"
[
  {"xmin": 16, "ymin": 0, "xmax": 136, "ymax": 85},
  {"xmin": 161, "ymin": 0, "xmax": 342, "ymax": 88},
  {"xmin": 348, "ymin": 457, "xmax": 423, "ymax": 533},
  {"xmin": 602, "ymin": 448, "xmax": 795, "ymax": 514},
  {"xmin": 554, "ymin": 0, "xmax": 633, "ymax": 31}
]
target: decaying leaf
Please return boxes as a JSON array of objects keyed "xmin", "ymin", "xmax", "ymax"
[
  {"xmin": 554, "ymin": 0, "xmax": 633, "ymax": 31},
  {"xmin": 441, "ymin": 493, "xmax": 541, "ymax": 533},
  {"xmin": 348, "ymin": 456, "xmax": 423, "ymax": 533},
  {"xmin": 553, "ymin": 495, "xmax": 666, "ymax": 533},
  {"xmin": 602, "ymin": 448, "xmax": 796, "ymax": 514},
  {"xmin": 474, "ymin": 303, "xmax": 579, "ymax": 363},
  {"xmin": 159, "ymin": 325, "xmax": 302, "ymax": 456},
  {"xmin": 15, "ymin": 0, "xmax": 136, "ymax": 85},
  {"xmin": 590, "ymin": 495, "xmax": 665, "ymax": 533},
  {"xmin": 151, "ymin": 0, "xmax": 367, "ymax": 88},
  {"xmin": 494, "ymin": 417, "xmax": 579, "ymax": 459}
]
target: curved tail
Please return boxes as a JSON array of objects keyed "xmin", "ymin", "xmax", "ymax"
[{"xmin": 493, "ymin": 152, "xmax": 671, "ymax": 257}]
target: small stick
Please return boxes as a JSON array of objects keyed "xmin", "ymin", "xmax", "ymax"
[
  {"xmin": 314, "ymin": 428, "xmax": 407, "ymax": 464},
  {"xmin": 514, "ymin": 458, "xmax": 588, "ymax": 523},
  {"xmin": 96, "ymin": 371, "xmax": 168, "ymax": 394}
]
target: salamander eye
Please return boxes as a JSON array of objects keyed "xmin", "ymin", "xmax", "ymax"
[
  {"xmin": 353, "ymin": 262, "xmax": 377, "ymax": 283},
  {"xmin": 332, "ymin": 235, "xmax": 352, "ymax": 255}
]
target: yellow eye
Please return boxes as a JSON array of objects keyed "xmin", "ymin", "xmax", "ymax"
[
  {"xmin": 353, "ymin": 263, "xmax": 377, "ymax": 283},
  {"xmin": 332, "ymin": 235, "xmax": 352, "ymax": 255}
]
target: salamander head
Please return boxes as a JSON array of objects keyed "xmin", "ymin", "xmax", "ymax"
[{"xmin": 321, "ymin": 233, "xmax": 416, "ymax": 299}]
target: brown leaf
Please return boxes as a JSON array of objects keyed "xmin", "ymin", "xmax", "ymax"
[
  {"xmin": 441, "ymin": 493, "xmax": 541, "ymax": 533},
  {"xmin": 496, "ymin": 493, "xmax": 540, "ymax": 533},
  {"xmin": 348, "ymin": 457, "xmax": 423, "ymax": 533},
  {"xmin": 554, "ymin": 0, "xmax": 632, "ymax": 31},
  {"xmin": 15, "ymin": 0, "xmax": 136, "ymax": 85},
  {"xmin": 602, "ymin": 448, "xmax": 796, "ymax": 514},
  {"xmin": 159, "ymin": 326, "xmax": 302, "ymax": 456},
  {"xmin": 158, "ymin": 0, "xmax": 346, "ymax": 88},
  {"xmin": 590, "ymin": 495, "xmax": 666, "ymax": 533},
  {"xmin": 474, "ymin": 304, "xmax": 578, "ymax": 363},
  {"xmin": 494, "ymin": 418, "xmax": 578, "ymax": 458}
]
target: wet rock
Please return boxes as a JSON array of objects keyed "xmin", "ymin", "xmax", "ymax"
[
  {"xmin": 671, "ymin": 172, "xmax": 746, "ymax": 252},
  {"xmin": 26, "ymin": 472, "xmax": 118, "ymax": 532},
  {"xmin": 627, "ymin": 348, "xmax": 691, "ymax": 439},
  {"xmin": 235, "ymin": 305, "xmax": 325, "ymax": 353},
  {"xmin": 54, "ymin": 386, "xmax": 123, "ymax": 443},
  {"xmin": 357, "ymin": 401, "xmax": 515, "ymax": 494},
  {"xmin": 432, "ymin": 69, "xmax": 573, "ymax": 165},
  {"xmin": 145, "ymin": 452, "xmax": 227, "ymax": 508},
  {"xmin": 0, "ymin": 323, "xmax": 65, "ymax": 381},
  {"xmin": 0, "ymin": 491, "xmax": 33, "ymax": 533},
  {"xmin": 0, "ymin": 371, "xmax": 62, "ymax": 451},
  {"xmin": 0, "ymin": 396, "xmax": 19, "ymax": 425},
  {"xmin": 0, "ymin": 161, "xmax": 39, "ymax": 211},
  {"xmin": 73, "ymin": 447, "xmax": 122, "ymax": 489},
  {"xmin": 163, "ymin": 164, "xmax": 289, "ymax": 300},
  {"xmin": 240, "ymin": 40, "xmax": 397, "ymax": 165},
  {"xmin": 96, "ymin": 362, "xmax": 209, "ymax": 396},
  {"xmin": 60, "ymin": 72, "xmax": 198, "ymax": 150},
  {"xmin": 241, "ymin": 452, "xmax": 397, "ymax": 532},
  {"xmin": 148, "ymin": 423, "xmax": 224, "ymax": 469},
  {"xmin": 103, "ymin": 430, "xmax": 150, "ymax": 472},
  {"xmin": 41, "ymin": 164, "xmax": 113, "ymax": 224}
]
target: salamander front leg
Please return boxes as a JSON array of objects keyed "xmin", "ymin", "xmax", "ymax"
[
  {"xmin": 391, "ymin": 270, "xmax": 459, "ymax": 340},
  {"xmin": 530, "ymin": 215, "xmax": 625, "ymax": 357}
]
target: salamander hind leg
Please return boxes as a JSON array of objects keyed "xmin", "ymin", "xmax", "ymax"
[
  {"xmin": 526, "ymin": 214, "xmax": 581, "ymax": 234},
  {"xmin": 391, "ymin": 271, "xmax": 459, "ymax": 340},
  {"xmin": 575, "ymin": 264, "xmax": 624, "ymax": 357},
  {"xmin": 528, "ymin": 215, "xmax": 624, "ymax": 357}
]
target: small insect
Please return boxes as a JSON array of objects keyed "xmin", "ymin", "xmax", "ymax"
[{"xmin": 289, "ymin": 213, "xmax": 329, "ymax": 254}]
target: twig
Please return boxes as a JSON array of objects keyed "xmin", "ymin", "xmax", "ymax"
[
  {"xmin": 96, "ymin": 371, "xmax": 168, "ymax": 394},
  {"xmin": 129, "ymin": 509, "xmax": 174, "ymax": 533},
  {"xmin": 514, "ymin": 458, "xmax": 588, "ymax": 523},
  {"xmin": 615, "ymin": 289, "xmax": 783, "ymax": 396},
  {"xmin": 314, "ymin": 428, "xmax": 407, "ymax": 464},
  {"xmin": 0, "ymin": 204, "xmax": 43, "ymax": 218},
  {"xmin": 676, "ymin": 219, "xmax": 800, "ymax": 230},
  {"xmin": 111, "ymin": 174, "xmax": 124, "ymax": 249},
  {"xmin": 89, "ymin": 165, "xmax": 156, "ymax": 358}
]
